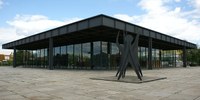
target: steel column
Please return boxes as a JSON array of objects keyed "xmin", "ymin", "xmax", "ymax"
[
  {"xmin": 148, "ymin": 37, "xmax": 152, "ymax": 70},
  {"xmin": 13, "ymin": 47, "xmax": 16, "ymax": 68},
  {"xmin": 183, "ymin": 46, "xmax": 187, "ymax": 67},
  {"xmin": 175, "ymin": 50, "xmax": 176, "ymax": 67},
  {"xmin": 90, "ymin": 42, "xmax": 94, "ymax": 70},
  {"xmin": 49, "ymin": 38, "xmax": 54, "ymax": 70},
  {"xmin": 159, "ymin": 50, "xmax": 161, "ymax": 68}
]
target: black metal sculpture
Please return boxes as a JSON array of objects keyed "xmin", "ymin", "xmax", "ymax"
[{"xmin": 115, "ymin": 31, "xmax": 143, "ymax": 80}]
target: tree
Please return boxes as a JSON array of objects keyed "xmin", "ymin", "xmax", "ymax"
[{"xmin": 187, "ymin": 48, "xmax": 200, "ymax": 66}]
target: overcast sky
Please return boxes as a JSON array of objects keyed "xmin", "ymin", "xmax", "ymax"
[{"xmin": 0, "ymin": 0, "xmax": 200, "ymax": 55}]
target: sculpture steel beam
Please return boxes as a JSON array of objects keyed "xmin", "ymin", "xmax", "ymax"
[{"xmin": 116, "ymin": 31, "xmax": 143, "ymax": 80}]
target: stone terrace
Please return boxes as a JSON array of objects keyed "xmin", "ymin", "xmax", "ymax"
[{"xmin": 0, "ymin": 66, "xmax": 200, "ymax": 100}]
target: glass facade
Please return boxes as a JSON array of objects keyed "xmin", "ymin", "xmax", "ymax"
[
  {"xmin": 74, "ymin": 44, "xmax": 81, "ymax": 69},
  {"xmin": 93, "ymin": 41, "xmax": 101, "ymax": 68},
  {"xmin": 67, "ymin": 45, "xmax": 74, "ymax": 68},
  {"xmin": 60, "ymin": 46, "xmax": 67, "ymax": 68},
  {"xmin": 16, "ymin": 41, "xmax": 178, "ymax": 70},
  {"xmin": 101, "ymin": 42, "xmax": 109, "ymax": 69},
  {"xmin": 82, "ymin": 43, "xmax": 91, "ymax": 69},
  {"xmin": 110, "ymin": 43, "xmax": 120, "ymax": 69},
  {"xmin": 139, "ymin": 47, "xmax": 148, "ymax": 69}
]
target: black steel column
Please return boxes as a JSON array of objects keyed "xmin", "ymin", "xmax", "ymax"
[
  {"xmin": 107, "ymin": 42, "xmax": 111, "ymax": 70},
  {"xmin": 90, "ymin": 42, "xmax": 94, "ymax": 70},
  {"xmin": 13, "ymin": 47, "xmax": 16, "ymax": 68},
  {"xmin": 175, "ymin": 50, "xmax": 176, "ymax": 67},
  {"xmin": 159, "ymin": 50, "xmax": 161, "ymax": 68},
  {"xmin": 148, "ymin": 37, "xmax": 152, "ymax": 70},
  {"xmin": 49, "ymin": 38, "xmax": 54, "ymax": 70},
  {"xmin": 183, "ymin": 46, "xmax": 187, "ymax": 67},
  {"xmin": 25, "ymin": 50, "xmax": 27, "ymax": 67},
  {"xmin": 145, "ymin": 47, "xmax": 147, "ymax": 69}
]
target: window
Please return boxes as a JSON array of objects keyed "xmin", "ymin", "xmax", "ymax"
[
  {"xmin": 74, "ymin": 44, "xmax": 81, "ymax": 68},
  {"xmin": 67, "ymin": 45, "xmax": 74, "ymax": 68},
  {"xmin": 82, "ymin": 43, "xmax": 91, "ymax": 69},
  {"xmin": 110, "ymin": 43, "xmax": 119, "ymax": 69},
  {"xmin": 93, "ymin": 41, "xmax": 101, "ymax": 68},
  {"xmin": 102, "ymin": 42, "xmax": 109, "ymax": 68},
  {"xmin": 54, "ymin": 47, "xmax": 61, "ymax": 68},
  {"xmin": 60, "ymin": 46, "xmax": 67, "ymax": 68}
]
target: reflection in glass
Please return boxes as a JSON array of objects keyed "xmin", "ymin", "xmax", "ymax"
[
  {"xmin": 82, "ymin": 43, "xmax": 91, "ymax": 69},
  {"xmin": 37, "ymin": 49, "xmax": 41, "ymax": 67},
  {"xmin": 26, "ymin": 50, "xmax": 30, "ymax": 66},
  {"xmin": 44, "ymin": 49, "xmax": 48, "ymax": 68},
  {"xmin": 102, "ymin": 42, "xmax": 108, "ymax": 68},
  {"xmin": 32, "ymin": 50, "xmax": 36, "ymax": 67},
  {"xmin": 67, "ymin": 45, "xmax": 74, "ymax": 68},
  {"xmin": 54, "ymin": 47, "xmax": 60, "ymax": 68},
  {"xmin": 41, "ymin": 49, "xmax": 45, "ymax": 68},
  {"xmin": 93, "ymin": 41, "xmax": 101, "ymax": 68},
  {"xmin": 140, "ymin": 47, "xmax": 148, "ymax": 68},
  {"xmin": 60, "ymin": 46, "xmax": 67, "ymax": 68},
  {"xmin": 74, "ymin": 44, "xmax": 81, "ymax": 68},
  {"xmin": 110, "ymin": 43, "xmax": 119, "ymax": 69}
]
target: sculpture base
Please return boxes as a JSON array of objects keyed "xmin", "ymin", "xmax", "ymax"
[{"xmin": 90, "ymin": 76, "xmax": 167, "ymax": 84}]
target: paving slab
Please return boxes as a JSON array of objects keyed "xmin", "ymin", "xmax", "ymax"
[{"xmin": 0, "ymin": 66, "xmax": 200, "ymax": 100}]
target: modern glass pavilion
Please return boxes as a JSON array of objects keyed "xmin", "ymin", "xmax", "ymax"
[{"xmin": 2, "ymin": 14, "xmax": 197, "ymax": 70}]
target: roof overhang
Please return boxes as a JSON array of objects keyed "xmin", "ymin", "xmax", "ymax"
[{"xmin": 2, "ymin": 14, "xmax": 197, "ymax": 50}]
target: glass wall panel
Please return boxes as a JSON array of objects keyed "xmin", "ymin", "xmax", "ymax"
[
  {"xmin": 36, "ymin": 49, "xmax": 41, "ymax": 67},
  {"xmin": 23, "ymin": 50, "xmax": 26, "ymax": 66},
  {"xmin": 27, "ymin": 50, "xmax": 31, "ymax": 66},
  {"xmin": 27, "ymin": 50, "xmax": 30, "ymax": 66},
  {"xmin": 74, "ymin": 44, "xmax": 82, "ymax": 69},
  {"xmin": 60, "ymin": 46, "xmax": 67, "ymax": 68},
  {"xmin": 110, "ymin": 43, "xmax": 119, "ymax": 69},
  {"xmin": 67, "ymin": 45, "xmax": 74, "ymax": 69},
  {"xmin": 31, "ymin": 50, "xmax": 34, "ymax": 67},
  {"xmin": 32, "ymin": 50, "xmax": 37, "ymax": 67},
  {"xmin": 152, "ymin": 49, "xmax": 159, "ymax": 68},
  {"xmin": 169, "ymin": 50, "xmax": 176, "ymax": 67},
  {"xmin": 54, "ymin": 47, "xmax": 61, "ymax": 68},
  {"xmin": 155, "ymin": 49, "xmax": 160, "ymax": 68},
  {"xmin": 93, "ymin": 41, "xmax": 101, "ymax": 68},
  {"xmin": 140, "ymin": 47, "xmax": 148, "ymax": 68},
  {"xmin": 102, "ymin": 42, "xmax": 108, "ymax": 69},
  {"xmin": 82, "ymin": 43, "xmax": 91, "ymax": 69},
  {"xmin": 44, "ymin": 49, "xmax": 48, "ymax": 68},
  {"xmin": 24, "ymin": 50, "xmax": 28, "ymax": 67},
  {"xmin": 161, "ymin": 50, "xmax": 176, "ymax": 68},
  {"xmin": 152, "ymin": 49, "xmax": 155, "ymax": 68},
  {"xmin": 41, "ymin": 49, "xmax": 45, "ymax": 68},
  {"xmin": 16, "ymin": 50, "xmax": 24, "ymax": 66}
]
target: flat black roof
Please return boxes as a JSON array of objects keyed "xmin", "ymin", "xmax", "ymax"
[{"xmin": 2, "ymin": 14, "xmax": 197, "ymax": 50}]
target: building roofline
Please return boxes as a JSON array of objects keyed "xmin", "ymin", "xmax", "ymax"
[{"xmin": 2, "ymin": 14, "xmax": 197, "ymax": 49}]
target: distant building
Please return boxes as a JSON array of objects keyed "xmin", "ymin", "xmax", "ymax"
[
  {"xmin": 0, "ymin": 54, "xmax": 5, "ymax": 61},
  {"xmin": 4, "ymin": 55, "xmax": 10, "ymax": 61},
  {"xmin": 0, "ymin": 53, "xmax": 12, "ymax": 62}
]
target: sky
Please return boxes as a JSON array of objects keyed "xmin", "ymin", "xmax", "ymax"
[{"xmin": 0, "ymin": 0, "xmax": 200, "ymax": 55}]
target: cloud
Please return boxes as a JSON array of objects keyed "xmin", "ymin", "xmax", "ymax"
[
  {"xmin": 0, "ymin": 27, "xmax": 23, "ymax": 55},
  {"xmin": 192, "ymin": 0, "xmax": 200, "ymax": 10},
  {"xmin": 0, "ymin": 0, "xmax": 3, "ymax": 8},
  {"xmin": 138, "ymin": 0, "xmax": 169, "ymax": 14},
  {"xmin": 0, "ymin": 27, "xmax": 23, "ymax": 43},
  {"xmin": 175, "ymin": 0, "xmax": 181, "ymax": 2},
  {"xmin": 114, "ymin": 0, "xmax": 200, "ymax": 46},
  {"xmin": 0, "ymin": 14, "xmax": 81, "ymax": 54},
  {"xmin": 7, "ymin": 14, "xmax": 81, "ymax": 36}
]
